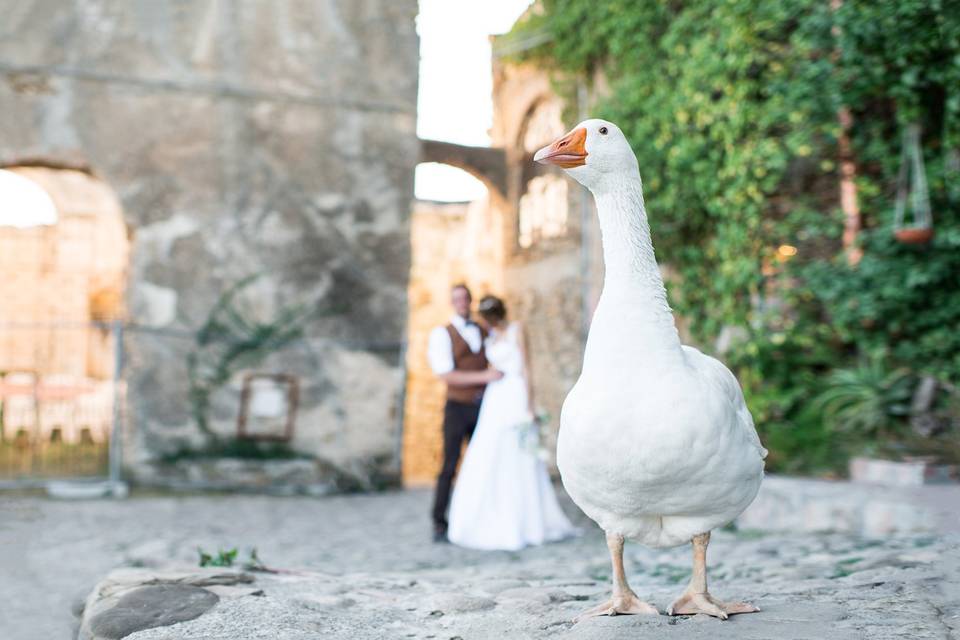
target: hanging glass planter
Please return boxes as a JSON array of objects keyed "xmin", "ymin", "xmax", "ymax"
[
  {"xmin": 946, "ymin": 146, "xmax": 960, "ymax": 203},
  {"xmin": 893, "ymin": 123, "xmax": 934, "ymax": 244}
]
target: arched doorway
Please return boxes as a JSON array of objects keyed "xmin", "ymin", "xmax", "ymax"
[
  {"xmin": 516, "ymin": 98, "xmax": 571, "ymax": 248},
  {"xmin": 0, "ymin": 166, "xmax": 129, "ymax": 481},
  {"xmin": 401, "ymin": 160, "xmax": 509, "ymax": 486}
]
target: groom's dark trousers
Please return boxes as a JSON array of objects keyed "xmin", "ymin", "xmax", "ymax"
[
  {"xmin": 432, "ymin": 398, "xmax": 482, "ymax": 531},
  {"xmin": 432, "ymin": 322, "xmax": 488, "ymax": 533}
]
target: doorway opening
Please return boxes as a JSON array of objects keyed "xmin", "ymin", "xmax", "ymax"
[
  {"xmin": 402, "ymin": 162, "xmax": 508, "ymax": 486},
  {"xmin": 0, "ymin": 166, "xmax": 129, "ymax": 481}
]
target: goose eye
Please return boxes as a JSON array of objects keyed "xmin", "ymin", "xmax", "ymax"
[{"xmin": 599, "ymin": 126, "xmax": 608, "ymax": 135}]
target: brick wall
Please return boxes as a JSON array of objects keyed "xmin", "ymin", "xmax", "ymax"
[
  {"xmin": 401, "ymin": 198, "xmax": 506, "ymax": 486},
  {"xmin": 0, "ymin": 168, "xmax": 127, "ymax": 379}
]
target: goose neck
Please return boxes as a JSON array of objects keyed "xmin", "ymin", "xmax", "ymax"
[{"xmin": 592, "ymin": 174, "xmax": 682, "ymax": 352}]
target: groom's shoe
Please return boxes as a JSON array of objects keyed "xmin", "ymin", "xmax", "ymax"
[{"xmin": 432, "ymin": 525, "xmax": 449, "ymax": 544}]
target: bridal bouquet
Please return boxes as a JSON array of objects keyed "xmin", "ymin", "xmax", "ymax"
[{"xmin": 514, "ymin": 412, "xmax": 551, "ymax": 461}]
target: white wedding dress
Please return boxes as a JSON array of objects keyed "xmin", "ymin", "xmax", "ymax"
[{"xmin": 447, "ymin": 322, "xmax": 576, "ymax": 551}]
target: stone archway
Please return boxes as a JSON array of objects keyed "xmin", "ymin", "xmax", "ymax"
[
  {"xmin": 419, "ymin": 139, "xmax": 508, "ymax": 203},
  {"xmin": 0, "ymin": 167, "xmax": 129, "ymax": 364},
  {"xmin": 0, "ymin": 164, "xmax": 129, "ymax": 318},
  {"xmin": 0, "ymin": 166, "xmax": 129, "ymax": 477},
  {"xmin": 400, "ymin": 158, "xmax": 510, "ymax": 487}
]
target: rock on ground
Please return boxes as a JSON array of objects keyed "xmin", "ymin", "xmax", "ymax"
[
  {"xmin": 0, "ymin": 486, "xmax": 958, "ymax": 639},
  {"xmin": 77, "ymin": 568, "xmax": 260, "ymax": 640},
  {"xmin": 115, "ymin": 533, "xmax": 959, "ymax": 640},
  {"xmin": 86, "ymin": 584, "xmax": 218, "ymax": 639}
]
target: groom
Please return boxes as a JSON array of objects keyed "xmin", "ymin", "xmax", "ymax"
[{"xmin": 427, "ymin": 283, "xmax": 502, "ymax": 542}]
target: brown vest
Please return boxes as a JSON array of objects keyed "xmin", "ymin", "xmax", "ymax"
[{"xmin": 445, "ymin": 323, "xmax": 488, "ymax": 405}]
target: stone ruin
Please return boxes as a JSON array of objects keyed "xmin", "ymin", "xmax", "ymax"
[{"xmin": 0, "ymin": 0, "xmax": 419, "ymax": 489}]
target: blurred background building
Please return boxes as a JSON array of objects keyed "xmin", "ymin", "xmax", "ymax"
[
  {"xmin": 1, "ymin": 0, "xmax": 956, "ymax": 490},
  {"xmin": 0, "ymin": 167, "xmax": 127, "ymax": 379},
  {"xmin": 0, "ymin": 168, "xmax": 126, "ymax": 457},
  {"xmin": 0, "ymin": 0, "xmax": 420, "ymax": 486}
]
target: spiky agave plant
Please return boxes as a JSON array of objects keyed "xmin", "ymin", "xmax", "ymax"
[{"xmin": 814, "ymin": 355, "xmax": 914, "ymax": 440}]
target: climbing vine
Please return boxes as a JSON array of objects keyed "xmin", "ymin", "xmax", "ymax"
[
  {"xmin": 511, "ymin": 1, "xmax": 842, "ymax": 337},
  {"xmin": 509, "ymin": 0, "xmax": 960, "ymax": 472},
  {"xmin": 187, "ymin": 274, "xmax": 308, "ymax": 439}
]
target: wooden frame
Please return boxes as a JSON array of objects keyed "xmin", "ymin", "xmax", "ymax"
[{"xmin": 236, "ymin": 373, "xmax": 299, "ymax": 442}]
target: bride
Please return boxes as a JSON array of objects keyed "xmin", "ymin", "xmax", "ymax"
[{"xmin": 447, "ymin": 295, "xmax": 576, "ymax": 551}]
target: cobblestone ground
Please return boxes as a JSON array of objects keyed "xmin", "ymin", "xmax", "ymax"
[{"xmin": 1, "ymin": 488, "xmax": 958, "ymax": 640}]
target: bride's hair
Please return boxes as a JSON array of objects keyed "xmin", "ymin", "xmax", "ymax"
[{"xmin": 478, "ymin": 295, "xmax": 506, "ymax": 323}]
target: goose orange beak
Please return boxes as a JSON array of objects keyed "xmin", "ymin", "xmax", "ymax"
[{"xmin": 533, "ymin": 127, "xmax": 588, "ymax": 168}]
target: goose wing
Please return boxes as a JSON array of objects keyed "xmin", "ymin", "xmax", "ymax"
[{"xmin": 683, "ymin": 345, "xmax": 767, "ymax": 460}]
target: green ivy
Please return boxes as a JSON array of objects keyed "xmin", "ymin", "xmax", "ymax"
[
  {"xmin": 510, "ymin": 0, "xmax": 960, "ymax": 472},
  {"xmin": 187, "ymin": 274, "xmax": 308, "ymax": 438},
  {"xmin": 511, "ymin": 1, "xmax": 842, "ymax": 337},
  {"xmin": 803, "ymin": 226, "xmax": 960, "ymax": 384}
]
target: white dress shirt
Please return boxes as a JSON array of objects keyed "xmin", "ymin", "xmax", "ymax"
[{"xmin": 428, "ymin": 314, "xmax": 484, "ymax": 375}]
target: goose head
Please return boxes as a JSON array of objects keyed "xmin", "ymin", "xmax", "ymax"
[{"xmin": 533, "ymin": 119, "xmax": 638, "ymax": 193}]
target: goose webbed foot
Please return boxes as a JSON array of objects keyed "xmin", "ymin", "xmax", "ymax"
[
  {"xmin": 575, "ymin": 590, "xmax": 659, "ymax": 622},
  {"xmin": 667, "ymin": 590, "xmax": 758, "ymax": 619},
  {"xmin": 575, "ymin": 531, "xmax": 660, "ymax": 622},
  {"xmin": 669, "ymin": 531, "xmax": 759, "ymax": 619}
]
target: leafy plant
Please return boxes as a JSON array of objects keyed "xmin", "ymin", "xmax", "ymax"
[
  {"xmin": 508, "ymin": 0, "xmax": 960, "ymax": 473},
  {"xmin": 198, "ymin": 547, "xmax": 238, "ymax": 568},
  {"xmin": 802, "ymin": 226, "xmax": 960, "ymax": 385},
  {"xmin": 814, "ymin": 357, "xmax": 914, "ymax": 440},
  {"xmin": 197, "ymin": 547, "xmax": 270, "ymax": 571},
  {"xmin": 725, "ymin": 305, "xmax": 850, "ymax": 474}
]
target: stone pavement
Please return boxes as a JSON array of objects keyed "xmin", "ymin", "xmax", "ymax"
[{"xmin": 1, "ymin": 483, "xmax": 958, "ymax": 639}]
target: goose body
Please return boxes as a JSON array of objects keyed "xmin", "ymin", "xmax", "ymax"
[
  {"xmin": 536, "ymin": 119, "xmax": 766, "ymax": 619},
  {"xmin": 560, "ymin": 336, "xmax": 766, "ymax": 548}
]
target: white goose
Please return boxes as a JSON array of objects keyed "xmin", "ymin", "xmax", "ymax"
[{"xmin": 534, "ymin": 120, "xmax": 767, "ymax": 620}]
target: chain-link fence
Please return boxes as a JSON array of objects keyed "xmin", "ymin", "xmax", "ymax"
[
  {"xmin": 0, "ymin": 321, "xmax": 122, "ymax": 486},
  {"xmin": 0, "ymin": 313, "xmax": 410, "ymax": 490}
]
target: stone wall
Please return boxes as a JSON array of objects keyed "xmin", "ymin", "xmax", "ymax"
[{"xmin": 0, "ymin": 0, "xmax": 420, "ymax": 484}]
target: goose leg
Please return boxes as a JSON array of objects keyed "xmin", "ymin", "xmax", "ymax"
[
  {"xmin": 668, "ymin": 531, "xmax": 759, "ymax": 619},
  {"xmin": 575, "ymin": 532, "xmax": 659, "ymax": 622}
]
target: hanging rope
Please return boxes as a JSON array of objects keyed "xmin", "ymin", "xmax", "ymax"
[{"xmin": 893, "ymin": 123, "xmax": 932, "ymax": 232}]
